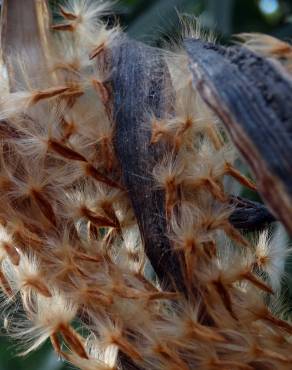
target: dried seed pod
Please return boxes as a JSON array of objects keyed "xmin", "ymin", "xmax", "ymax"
[
  {"xmin": 185, "ymin": 39, "xmax": 292, "ymax": 233},
  {"xmin": 229, "ymin": 196, "xmax": 275, "ymax": 230},
  {"xmin": 110, "ymin": 38, "xmax": 187, "ymax": 294}
]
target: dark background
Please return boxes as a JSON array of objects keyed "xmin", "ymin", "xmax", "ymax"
[{"xmin": 0, "ymin": 0, "xmax": 291, "ymax": 369}]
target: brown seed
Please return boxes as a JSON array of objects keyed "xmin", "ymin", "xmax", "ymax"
[
  {"xmin": 241, "ymin": 271, "xmax": 274, "ymax": 294},
  {"xmin": 59, "ymin": 6, "xmax": 78, "ymax": 20},
  {"xmin": 48, "ymin": 139, "xmax": 87, "ymax": 162},
  {"xmin": 212, "ymin": 278, "xmax": 238, "ymax": 320},
  {"xmin": 225, "ymin": 162, "xmax": 257, "ymax": 191},
  {"xmin": 61, "ymin": 86, "xmax": 84, "ymax": 98},
  {"xmin": 146, "ymin": 291, "xmax": 179, "ymax": 301},
  {"xmin": 85, "ymin": 164, "xmax": 124, "ymax": 189},
  {"xmin": 165, "ymin": 177, "xmax": 177, "ymax": 219},
  {"xmin": 111, "ymin": 335, "xmax": 143, "ymax": 362},
  {"xmin": 100, "ymin": 136, "xmax": 115, "ymax": 171},
  {"xmin": 80, "ymin": 206, "xmax": 117, "ymax": 228},
  {"xmin": 51, "ymin": 23, "xmax": 75, "ymax": 32},
  {"xmin": 30, "ymin": 86, "xmax": 71, "ymax": 105},
  {"xmin": 89, "ymin": 43, "xmax": 105, "ymax": 60},
  {"xmin": 50, "ymin": 333, "xmax": 62, "ymax": 355},
  {"xmin": 153, "ymin": 343, "xmax": 189, "ymax": 370},
  {"xmin": 92, "ymin": 79, "xmax": 110, "ymax": 105},
  {"xmin": 206, "ymin": 125, "xmax": 223, "ymax": 150},
  {"xmin": 173, "ymin": 118, "xmax": 193, "ymax": 150},
  {"xmin": 30, "ymin": 188, "xmax": 57, "ymax": 227},
  {"xmin": 204, "ymin": 178, "xmax": 227, "ymax": 202},
  {"xmin": 222, "ymin": 222, "xmax": 250, "ymax": 248},
  {"xmin": 59, "ymin": 324, "xmax": 88, "ymax": 359},
  {"xmin": 101, "ymin": 201, "xmax": 121, "ymax": 229},
  {"xmin": 186, "ymin": 320, "xmax": 225, "ymax": 342},
  {"xmin": 23, "ymin": 278, "xmax": 52, "ymax": 297}
]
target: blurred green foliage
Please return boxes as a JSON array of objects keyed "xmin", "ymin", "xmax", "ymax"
[{"xmin": 0, "ymin": 0, "xmax": 291, "ymax": 369}]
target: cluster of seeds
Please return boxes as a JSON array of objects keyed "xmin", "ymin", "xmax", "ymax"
[{"xmin": 0, "ymin": 1, "xmax": 291, "ymax": 369}]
